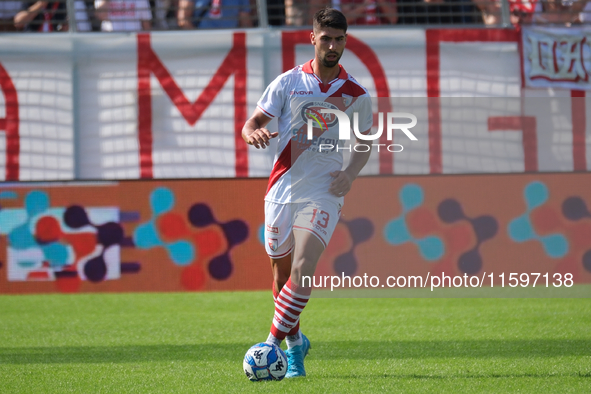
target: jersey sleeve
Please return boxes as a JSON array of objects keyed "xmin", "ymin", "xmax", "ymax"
[
  {"xmin": 356, "ymin": 96, "xmax": 373, "ymax": 135},
  {"xmin": 257, "ymin": 74, "xmax": 287, "ymax": 119}
]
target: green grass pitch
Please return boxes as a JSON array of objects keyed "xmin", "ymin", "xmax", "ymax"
[{"xmin": 0, "ymin": 292, "xmax": 590, "ymax": 393}]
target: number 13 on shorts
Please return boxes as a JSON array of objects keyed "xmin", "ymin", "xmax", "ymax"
[
  {"xmin": 264, "ymin": 200, "xmax": 341, "ymax": 257},
  {"xmin": 293, "ymin": 201, "xmax": 341, "ymax": 249},
  {"xmin": 310, "ymin": 208, "xmax": 330, "ymax": 229}
]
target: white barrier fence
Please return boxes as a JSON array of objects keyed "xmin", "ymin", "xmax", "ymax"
[{"xmin": 0, "ymin": 28, "xmax": 589, "ymax": 181}]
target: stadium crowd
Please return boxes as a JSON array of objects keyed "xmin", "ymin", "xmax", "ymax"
[{"xmin": 0, "ymin": 0, "xmax": 588, "ymax": 32}]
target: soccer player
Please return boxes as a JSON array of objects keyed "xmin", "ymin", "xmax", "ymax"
[{"xmin": 241, "ymin": 7, "xmax": 373, "ymax": 378}]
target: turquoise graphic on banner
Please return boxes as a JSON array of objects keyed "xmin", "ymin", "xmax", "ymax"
[
  {"xmin": 384, "ymin": 184, "xmax": 444, "ymax": 261},
  {"xmin": 508, "ymin": 181, "xmax": 568, "ymax": 258}
]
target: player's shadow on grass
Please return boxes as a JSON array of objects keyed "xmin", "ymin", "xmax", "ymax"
[
  {"xmin": 1, "ymin": 339, "xmax": 590, "ymax": 364},
  {"xmin": 311, "ymin": 339, "xmax": 591, "ymax": 360}
]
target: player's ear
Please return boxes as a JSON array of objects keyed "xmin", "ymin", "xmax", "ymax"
[{"xmin": 310, "ymin": 31, "xmax": 315, "ymax": 45}]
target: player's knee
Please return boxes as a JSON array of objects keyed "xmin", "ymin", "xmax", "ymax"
[{"xmin": 290, "ymin": 257, "xmax": 316, "ymax": 286}]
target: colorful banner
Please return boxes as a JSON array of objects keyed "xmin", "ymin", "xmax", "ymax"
[
  {"xmin": 0, "ymin": 180, "xmax": 268, "ymax": 293},
  {"xmin": 1, "ymin": 175, "xmax": 590, "ymax": 294}
]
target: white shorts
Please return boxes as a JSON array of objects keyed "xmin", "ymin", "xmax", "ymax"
[{"xmin": 264, "ymin": 200, "xmax": 342, "ymax": 259}]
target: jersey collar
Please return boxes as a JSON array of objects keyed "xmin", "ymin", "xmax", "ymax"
[{"xmin": 302, "ymin": 59, "xmax": 348, "ymax": 80}]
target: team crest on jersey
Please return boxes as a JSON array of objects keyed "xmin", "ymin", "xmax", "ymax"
[
  {"xmin": 342, "ymin": 94, "xmax": 353, "ymax": 107},
  {"xmin": 268, "ymin": 238, "xmax": 278, "ymax": 251},
  {"xmin": 299, "ymin": 101, "xmax": 340, "ymax": 130}
]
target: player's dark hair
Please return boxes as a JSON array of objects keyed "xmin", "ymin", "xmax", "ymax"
[{"xmin": 313, "ymin": 8, "xmax": 348, "ymax": 34}]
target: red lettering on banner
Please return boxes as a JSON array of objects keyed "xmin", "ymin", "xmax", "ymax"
[
  {"xmin": 0, "ymin": 63, "xmax": 19, "ymax": 180},
  {"xmin": 137, "ymin": 33, "xmax": 248, "ymax": 179},
  {"xmin": 426, "ymin": 30, "xmax": 442, "ymax": 174},
  {"xmin": 488, "ymin": 116, "xmax": 538, "ymax": 172},
  {"xmin": 426, "ymin": 29, "xmax": 520, "ymax": 174},
  {"xmin": 281, "ymin": 31, "xmax": 393, "ymax": 174},
  {"xmin": 571, "ymin": 90, "xmax": 587, "ymax": 171},
  {"xmin": 527, "ymin": 35, "xmax": 589, "ymax": 83}
]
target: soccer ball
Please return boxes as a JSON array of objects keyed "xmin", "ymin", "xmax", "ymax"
[{"xmin": 243, "ymin": 342, "xmax": 287, "ymax": 381}]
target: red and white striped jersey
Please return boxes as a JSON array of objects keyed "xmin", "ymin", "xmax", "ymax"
[{"xmin": 257, "ymin": 60, "xmax": 373, "ymax": 204}]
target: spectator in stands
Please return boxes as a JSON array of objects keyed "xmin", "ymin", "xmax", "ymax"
[
  {"xmin": 475, "ymin": 0, "xmax": 539, "ymax": 25},
  {"xmin": 81, "ymin": 0, "xmax": 102, "ymax": 30},
  {"xmin": 0, "ymin": 1, "xmax": 21, "ymax": 31},
  {"xmin": 178, "ymin": 0, "xmax": 252, "ymax": 29},
  {"xmin": 150, "ymin": 0, "xmax": 173, "ymax": 29},
  {"xmin": 473, "ymin": 0, "xmax": 500, "ymax": 25},
  {"xmin": 15, "ymin": 1, "xmax": 67, "ymax": 31},
  {"xmin": 14, "ymin": 0, "xmax": 91, "ymax": 31},
  {"xmin": 340, "ymin": 0, "xmax": 398, "ymax": 25},
  {"xmin": 531, "ymin": 0, "xmax": 587, "ymax": 25},
  {"xmin": 94, "ymin": 0, "xmax": 152, "ymax": 31},
  {"xmin": 575, "ymin": 0, "xmax": 591, "ymax": 23},
  {"xmin": 285, "ymin": 0, "xmax": 307, "ymax": 25},
  {"xmin": 285, "ymin": 0, "xmax": 331, "ymax": 26}
]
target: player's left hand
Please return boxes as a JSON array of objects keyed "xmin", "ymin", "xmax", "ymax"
[{"xmin": 329, "ymin": 171, "xmax": 352, "ymax": 197}]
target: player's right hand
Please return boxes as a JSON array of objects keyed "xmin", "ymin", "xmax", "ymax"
[{"xmin": 246, "ymin": 128, "xmax": 278, "ymax": 149}]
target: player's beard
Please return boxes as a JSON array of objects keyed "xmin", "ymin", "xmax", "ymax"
[{"xmin": 321, "ymin": 51, "xmax": 342, "ymax": 68}]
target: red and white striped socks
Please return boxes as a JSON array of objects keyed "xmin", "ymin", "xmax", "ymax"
[
  {"xmin": 272, "ymin": 283, "xmax": 301, "ymax": 340},
  {"xmin": 266, "ymin": 278, "xmax": 310, "ymax": 348}
]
